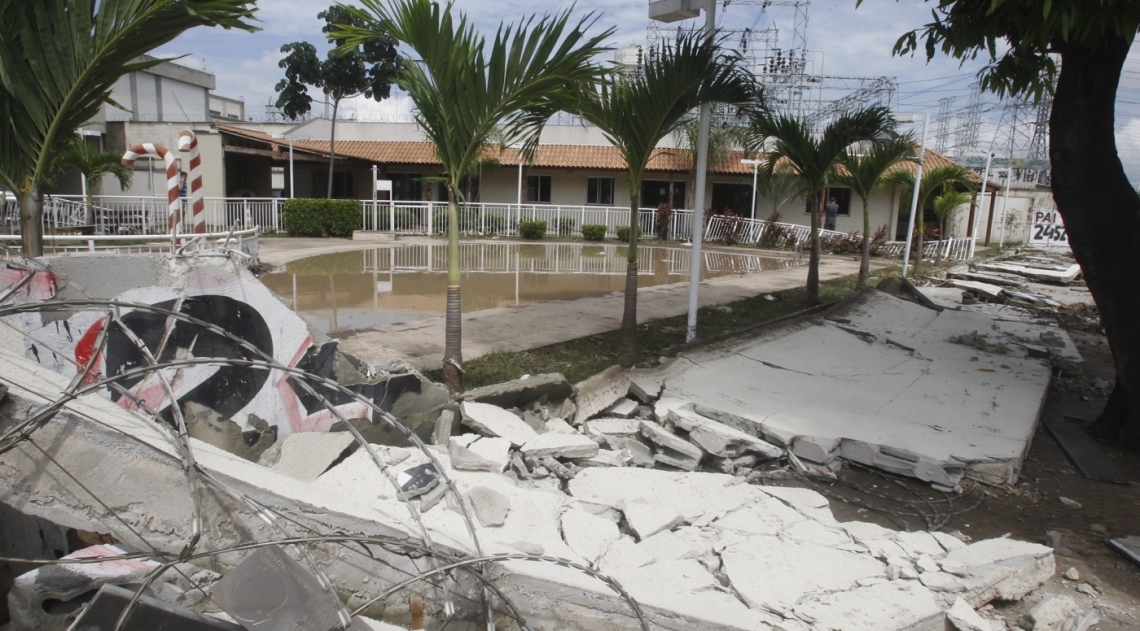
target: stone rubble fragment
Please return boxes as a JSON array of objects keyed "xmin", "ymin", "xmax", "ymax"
[
  {"xmin": 560, "ymin": 508, "xmax": 620, "ymax": 565},
  {"xmin": 627, "ymin": 373, "xmax": 663, "ymax": 404},
  {"xmin": 668, "ymin": 409, "xmax": 782, "ymax": 459},
  {"xmin": 947, "ymin": 598, "xmax": 994, "ymax": 631},
  {"xmin": 625, "ymin": 437, "xmax": 656, "ymax": 467},
  {"xmin": 1026, "ymin": 595, "xmax": 1083, "ymax": 631},
  {"xmin": 638, "ymin": 421, "xmax": 704, "ymax": 470},
  {"xmin": 460, "ymin": 401, "xmax": 538, "ymax": 447},
  {"xmin": 544, "ymin": 417, "xmax": 576, "ymax": 434},
  {"xmin": 623, "ymin": 502, "xmax": 684, "ymax": 541},
  {"xmin": 468, "ymin": 485, "xmax": 510, "ymax": 527},
  {"xmin": 606, "ymin": 398, "xmax": 639, "ymax": 418},
  {"xmin": 575, "ymin": 448, "xmax": 632, "ymax": 468},
  {"xmin": 448, "ymin": 439, "xmax": 501, "ymax": 472},
  {"xmin": 462, "ymin": 372, "xmax": 573, "ymax": 410},
  {"xmin": 432, "ymin": 409, "xmax": 454, "ymax": 445},
  {"xmin": 257, "ymin": 431, "xmax": 356, "ymax": 483},
  {"xmin": 520, "ymin": 433, "xmax": 599, "ymax": 459},
  {"xmin": 573, "ymin": 365, "xmax": 631, "ymax": 423}
]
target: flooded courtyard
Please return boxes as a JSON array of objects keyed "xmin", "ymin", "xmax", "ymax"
[{"xmin": 262, "ymin": 242, "xmax": 801, "ymax": 334}]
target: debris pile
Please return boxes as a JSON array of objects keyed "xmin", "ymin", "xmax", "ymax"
[{"xmin": 933, "ymin": 250, "xmax": 1092, "ymax": 313}]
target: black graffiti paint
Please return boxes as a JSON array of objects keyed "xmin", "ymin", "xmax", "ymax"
[
  {"xmin": 287, "ymin": 341, "xmax": 424, "ymax": 422},
  {"xmin": 104, "ymin": 295, "xmax": 273, "ymax": 422}
]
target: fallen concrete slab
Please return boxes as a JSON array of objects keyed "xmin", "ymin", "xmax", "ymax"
[
  {"xmin": 460, "ymin": 402, "xmax": 538, "ymax": 447},
  {"xmin": 574, "ymin": 366, "xmax": 630, "ymax": 423},
  {"xmin": 648, "ymin": 290, "xmax": 1062, "ymax": 485},
  {"xmin": 462, "ymin": 373, "xmax": 573, "ymax": 410},
  {"xmin": 257, "ymin": 432, "xmax": 356, "ymax": 482}
]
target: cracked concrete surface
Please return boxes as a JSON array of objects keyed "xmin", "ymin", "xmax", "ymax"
[{"xmin": 650, "ymin": 290, "xmax": 1072, "ymax": 486}]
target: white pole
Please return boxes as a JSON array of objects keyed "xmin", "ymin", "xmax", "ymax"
[
  {"xmin": 289, "ymin": 139, "xmax": 295, "ymax": 199},
  {"xmin": 968, "ymin": 151, "xmax": 993, "ymax": 259},
  {"xmin": 516, "ymin": 159, "xmax": 523, "ymax": 207},
  {"xmin": 998, "ymin": 164, "xmax": 1013, "ymax": 247},
  {"xmin": 686, "ymin": 0, "xmax": 716, "ymax": 344},
  {"xmin": 901, "ymin": 112, "xmax": 930, "ymax": 278},
  {"xmin": 371, "ymin": 164, "xmax": 378, "ymax": 231},
  {"xmin": 750, "ymin": 161, "xmax": 759, "ymax": 221}
]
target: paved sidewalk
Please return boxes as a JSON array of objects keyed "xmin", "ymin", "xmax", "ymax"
[
  {"xmin": 335, "ymin": 255, "xmax": 863, "ymax": 370},
  {"xmin": 258, "ymin": 237, "xmax": 398, "ymax": 267}
]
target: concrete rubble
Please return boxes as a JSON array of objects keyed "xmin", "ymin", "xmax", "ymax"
[{"xmin": 0, "ymin": 252, "xmax": 1080, "ymax": 631}]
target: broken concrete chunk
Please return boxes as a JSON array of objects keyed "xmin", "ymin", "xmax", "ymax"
[
  {"xmin": 583, "ymin": 417, "xmax": 641, "ymax": 438},
  {"xmin": 792, "ymin": 580, "xmax": 945, "ymax": 631},
  {"xmin": 561, "ymin": 508, "xmax": 620, "ymax": 564},
  {"xmin": 544, "ymin": 417, "xmax": 576, "ymax": 434},
  {"xmin": 432, "ymin": 409, "xmax": 454, "ymax": 445},
  {"xmin": 668, "ymin": 409, "xmax": 782, "ymax": 459},
  {"xmin": 468, "ymin": 485, "xmax": 510, "ymax": 527},
  {"xmin": 463, "ymin": 372, "xmax": 573, "ymax": 409},
  {"xmin": 639, "ymin": 421, "xmax": 704, "ymax": 470},
  {"xmin": 893, "ymin": 531, "xmax": 947, "ymax": 559},
  {"xmin": 257, "ymin": 431, "xmax": 356, "ymax": 483},
  {"xmin": 521, "ymin": 433, "xmax": 599, "ymax": 459},
  {"xmin": 555, "ymin": 398, "xmax": 577, "ymax": 424},
  {"xmin": 624, "ymin": 502, "xmax": 684, "ymax": 541},
  {"xmin": 574, "ymin": 365, "xmax": 631, "ymax": 422},
  {"xmin": 628, "ymin": 373, "xmax": 663, "ymax": 404},
  {"xmin": 791, "ymin": 435, "xmax": 841, "ymax": 464},
  {"xmin": 460, "ymin": 401, "xmax": 538, "ymax": 447},
  {"xmin": 626, "ymin": 437, "xmax": 656, "ymax": 467},
  {"xmin": 637, "ymin": 530, "xmax": 698, "ymax": 564},
  {"xmin": 653, "ymin": 397, "xmax": 691, "ymax": 423},
  {"xmin": 418, "ymin": 480, "xmax": 449, "ymax": 513},
  {"xmin": 575, "ymin": 449, "xmax": 632, "ymax": 468},
  {"xmin": 1027, "ymin": 595, "xmax": 1083, "ymax": 631},
  {"xmin": 448, "ymin": 439, "xmax": 501, "ymax": 472},
  {"xmin": 947, "ymin": 597, "xmax": 991, "ymax": 631},
  {"xmin": 606, "ymin": 398, "xmax": 639, "ymax": 418},
  {"xmin": 542, "ymin": 456, "xmax": 576, "ymax": 480},
  {"xmin": 597, "ymin": 538, "xmax": 654, "ymax": 575}
]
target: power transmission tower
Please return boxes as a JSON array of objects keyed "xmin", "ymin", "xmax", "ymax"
[
  {"xmin": 933, "ymin": 96, "xmax": 955, "ymax": 154},
  {"xmin": 952, "ymin": 83, "xmax": 984, "ymax": 155}
]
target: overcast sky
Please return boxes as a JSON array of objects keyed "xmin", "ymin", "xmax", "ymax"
[{"xmin": 153, "ymin": 0, "xmax": 1140, "ymax": 183}]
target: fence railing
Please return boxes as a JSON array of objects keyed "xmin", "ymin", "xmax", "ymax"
[
  {"xmin": 0, "ymin": 228, "xmax": 260, "ymax": 259},
  {"xmin": 705, "ymin": 214, "xmax": 974, "ymax": 262},
  {"xmin": 361, "ymin": 201, "xmax": 696, "ymax": 241},
  {"xmin": 2, "ymin": 196, "xmax": 284, "ymax": 235}
]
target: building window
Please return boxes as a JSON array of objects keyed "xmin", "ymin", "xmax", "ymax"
[
  {"xmin": 390, "ymin": 173, "xmax": 423, "ymax": 201},
  {"xmin": 586, "ymin": 177, "xmax": 614, "ymax": 205},
  {"xmin": 527, "ymin": 175, "xmax": 551, "ymax": 203}
]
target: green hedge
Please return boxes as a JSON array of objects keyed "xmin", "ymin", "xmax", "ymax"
[
  {"xmin": 519, "ymin": 220, "xmax": 547, "ymax": 240},
  {"xmin": 282, "ymin": 198, "xmax": 361, "ymax": 237},
  {"xmin": 616, "ymin": 226, "xmax": 642, "ymax": 243},
  {"xmin": 581, "ymin": 224, "xmax": 606, "ymax": 241}
]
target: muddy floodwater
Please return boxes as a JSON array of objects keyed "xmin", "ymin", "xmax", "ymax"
[{"xmin": 262, "ymin": 242, "xmax": 800, "ymax": 335}]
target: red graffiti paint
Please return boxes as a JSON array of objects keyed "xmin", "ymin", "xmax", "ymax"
[
  {"xmin": 74, "ymin": 318, "xmax": 106, "ymax": 385},
  {"xmin": 0, "ymin": 265, "xmax": 59, "ymax": 303}
]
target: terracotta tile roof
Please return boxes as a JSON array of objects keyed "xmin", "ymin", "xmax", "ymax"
[{"xmin": 212, "ymin": 123, "xmax": 984, "ymax": 185}]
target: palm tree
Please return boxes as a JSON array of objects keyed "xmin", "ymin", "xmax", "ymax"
[
  {"xmin": 883, "ymin": 163, "xmax": 975, "ymax": 276},
  {"xmin": 834, "ymin": 136, "xmax": 917, "ymax": 289},
  {"xmin": 332, "ymin": 0, "xmax": 611, "ymax": 391},
  {"xmin": 53, "ymin": 135, "xmax": 134, "ymax": 226},
  {"xmin": 747, "ymin": 107, "xmax": 896, "ymax": 305},
  {"xmin": 932, "ymin": 186, "xmax": 972, "ymax": 265},
  {"xmin": 756, "ymin": 166, "xmax": 804, "ymax": 217},
  {"xmin": 574, "ymin": 32, "xmax": 754, "ymax": 367},
  {"xmin": 0, "ymin": 0, "xmax": 257, "ymax": 256}
]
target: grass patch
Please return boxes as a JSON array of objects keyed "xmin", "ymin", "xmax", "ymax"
[{"xmin": 429, "ymin": 266, "xmax": 901, "ymax": 388}]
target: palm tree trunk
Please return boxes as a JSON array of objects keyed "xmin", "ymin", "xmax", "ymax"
[
  {"xmin": 327, "ymin": 98, "xmax": 339, "ymax": 200},
  {"xmin": 857, "ymin": 197, "xmax": 871, "ymax": 289},
  {"xmin": 913, "ymin": 200, "xmax": 925, "ymax": 277},
  {"xmin": 441, "ymin": 194, "xmax": 463, "ymax": 392},
  {"xmin": 19, "ymin": 184, "xmax": 43, "ymax": 257},
  {"xmin": 805, "ymin": 190, "xmax": 822, "ymax": 305},
  {"xmin": 618, "ymin": 189, "xmax": 640, "ymax": 368},
  {"xmin": 85, "ymin": 177, "xmax": 96, "ymax": 227},
  {"xmin": 935, "ymin": 219, "xmax": 946, "ymax": 266}
]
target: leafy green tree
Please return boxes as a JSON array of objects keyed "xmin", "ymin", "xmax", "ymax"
[
  {"xmin": 275, "ymin": 5, "xmax": 399, "ymax": 199},
  {"xmin": 0, "ymin": 0, "xmax": 257, "ymax": 256},
  {"xmin": 331, "ymin": 0, "xmax": 611, "ymax": 391},
  {"xmin": 834, "ymin": 136, "xmax": 917, "ymax": 288},
  {"xmin": 882, "ymin": 163, "xmax": 974, "ymax": 275},
  {"xmin": 747, "ymin": 107, "xmax": 896, "ymax": 305},
  {"xmin": 574, "ymin": 32, "xmax": 754, "ymax": 367},
  {"xmin": 870, "ymin": 0, "xmax": 1140, "ymax": 446},
  {"xmin": 756, "ymin": 166, "xmax": 805, "ymax": 218},
  {"xmin": 673, "ymin": 115, "xmax": 745, "ymax": 210},
  {"xmin": 932, "ymin": 186, "xmax": 972, "ymax": 265},
  {"xmin": 53, "ymin": 135, "xmax": 133, "ymax": 226}
]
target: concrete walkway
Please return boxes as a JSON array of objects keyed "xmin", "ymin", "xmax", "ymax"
[
  {"xmin": 258, "ymin": 237, "xmax": 396, "ymax": 267},
  {"xmin": 333, "ymin": 252, "xmax": 863, "ymax": 370}
]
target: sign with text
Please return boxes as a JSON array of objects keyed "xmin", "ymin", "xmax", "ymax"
[{"xmin": 1028, "ymin": 209, "xmax": 1069, "ymax": 248}]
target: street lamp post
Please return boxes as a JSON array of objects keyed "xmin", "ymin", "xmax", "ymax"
[
  {"xmin": 741, "ymin": 159, "xmax": 761, "ymax": 220},
  {"xmin": 900, "ymin": 112, "xmax": 930, "ymax": 278}
]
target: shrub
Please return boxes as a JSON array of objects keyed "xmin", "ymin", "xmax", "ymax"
[
  {"xmin": 615, "ymin": 226, "xmax": 642, "ymax": 243},
  {"xmin": 519, "ymin": 220, "xmax": 547, "ymax": 240},
  {"xmin": 759, "ymin": 209, "xmax": 791, "ymax": 249},
  {"xmin": 557, "ymin": 216, "xmax": 576, "ymax": 236},
  {"xmin": 869, "ymin": 224, "xmax": 890, "ymax": 255},
  {"xmin": 581, "ymin": 224, "xmax": 606, "ymax": 241},
  {"xmin": 655, "ymin": 203, "xmax": 674, "ymax": 240},
  {"xmin": 282, "ymin": 198, "xmax": 361, "ymax": 238}
]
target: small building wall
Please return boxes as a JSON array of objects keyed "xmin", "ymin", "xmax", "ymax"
[{"xmin": 101, "ymin": 123, "xmax": 226, "ymax": 199}]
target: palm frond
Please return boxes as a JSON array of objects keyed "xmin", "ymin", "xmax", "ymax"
[{"xmin": 833, "ymin": 135, "xmax": 917, "ymax": 203}]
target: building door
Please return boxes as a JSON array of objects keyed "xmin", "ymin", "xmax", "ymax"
[{"xmin": 641, "ymin": 180, "xmax": 686, "ymax": 208}]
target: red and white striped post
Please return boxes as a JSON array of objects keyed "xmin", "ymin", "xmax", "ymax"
[
  {"xmin": 121, "ymin": 143, "xmax": 180, "ymax": 234},
  {"xmin": 177, "ymin": 130, "xmax": 206, "ymax": 233}
]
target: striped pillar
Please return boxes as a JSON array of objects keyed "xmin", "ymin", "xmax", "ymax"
[
  {"xmin": 177, "ymin": 130, "xmax": 206, "ymax": 233},
  {"xmin": 121, "ymin": 143, "xmax": 180, "ymax": 232}
]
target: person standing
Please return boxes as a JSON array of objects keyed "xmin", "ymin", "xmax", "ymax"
[{"xmin": 824, "ymin": 196, "xmax": 839, "ymax": 231}]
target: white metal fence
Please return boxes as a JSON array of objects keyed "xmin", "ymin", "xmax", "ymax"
[
  {"xmin": 2, "ymin": 195, "xmax": 284, "ymax": 235},
  {"xmin": 361, "ymin": 201, "xmax": 695, "ymax": 241},
  {"xmin": 0, "ymin": 228, "xmax": 259, "ymax": 260},
  {"xmin": 705, "ymin": 214, "xmax": 973, "ymax": 261}
]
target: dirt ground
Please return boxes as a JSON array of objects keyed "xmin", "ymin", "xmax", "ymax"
[{"xmin": 766, "ymin": 326, "xmax": 1140, "ymax": 629}]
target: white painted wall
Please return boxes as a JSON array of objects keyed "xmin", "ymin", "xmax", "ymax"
[
  {"xmin": 135, "ymin": 74, "xmax": 159, "ymax": 122},
  {"xmin": 160, "ymin": 77, "xmax": 209, "ymax": 122},
  {"xmin": 104, "ymin": 124, "xmax": 225, "ymax": 199}
]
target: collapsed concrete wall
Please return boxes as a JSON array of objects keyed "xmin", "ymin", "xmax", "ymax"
[{"xmin": 0, "ymin": 255, "xmax": 448, "ymax": 454}]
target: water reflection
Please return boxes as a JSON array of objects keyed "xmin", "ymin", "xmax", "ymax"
[{"xmin": 262, "ymin": 242, "xmax": 798, "ymax": 335}]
